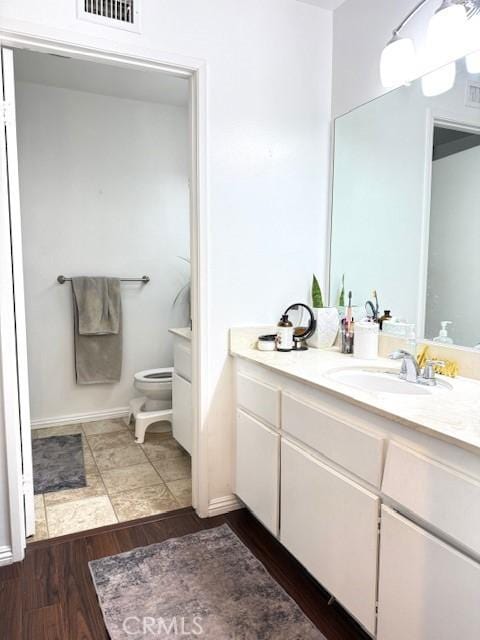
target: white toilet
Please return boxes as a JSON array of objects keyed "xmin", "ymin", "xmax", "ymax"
[{"xmin": 127, "ymin": 367, "xmax": 173, "ymax": 443}]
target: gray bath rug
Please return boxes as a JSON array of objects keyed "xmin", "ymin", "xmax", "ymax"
[
  {"xmin": 32, "ymin": 434, "xmax": 86, "ymax": 494},
  {"xmin": 89, "ymin": 524, "xmax": 326, "ymax": 640}
]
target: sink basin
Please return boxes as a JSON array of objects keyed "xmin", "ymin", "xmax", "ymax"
[{"xmin": 325, "ymin": 367, "xmax": 452, "ymax": 395}]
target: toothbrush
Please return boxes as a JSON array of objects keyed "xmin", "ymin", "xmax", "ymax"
[{"xmin": 346, "ymin": 291, "xmax": 352, "ymax": 332}]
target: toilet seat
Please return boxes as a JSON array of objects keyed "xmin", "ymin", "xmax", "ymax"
[{"xmin": 134, "ymin": 367, "xmax": 173, "ymax": 384}]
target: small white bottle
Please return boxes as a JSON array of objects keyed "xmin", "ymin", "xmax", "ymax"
[
  {"xmin": 433, "ymin": 321, "xmax": 453, "ymax": 344},
  {"xmin": 277, "ymin": 314, "xmax": 294, "ymax": 352}
]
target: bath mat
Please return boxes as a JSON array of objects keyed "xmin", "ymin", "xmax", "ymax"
[
  {"xmin": 89, "ymin": 524, "xmax": 326, "ymax": 640},
  {"xmin": 32, "ymin": 434, "xmax": 86, "ymax": 494}
]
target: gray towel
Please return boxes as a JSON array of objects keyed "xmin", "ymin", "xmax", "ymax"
[{"xmin": 72, "ymin": 277, "xmax": 122, "ymax": 384}]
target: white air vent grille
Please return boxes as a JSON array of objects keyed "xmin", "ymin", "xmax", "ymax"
[
  {"xmin": 78, "ymin": 0, "xmax": 140, "ymax": 32},
  {"xmin": 465, "ymin": 80, "xmax": 480, "ymax": 109}
]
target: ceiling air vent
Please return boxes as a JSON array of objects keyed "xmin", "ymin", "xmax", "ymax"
[
  {"xmin": 465, "ymin": 80, "xmax": 480, "ymax": 109},
  {"xmin": 77, "ymin": 0, "xmax": 141, "ymax": 33}
]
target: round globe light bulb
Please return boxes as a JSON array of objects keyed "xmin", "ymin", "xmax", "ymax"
[
  {"xmin": 380, "ymin": 36, "xmax": 416, "ymax": 88},
  {"xmin": 426, "ymin": 2, "xmax": 468, "ymax": 66}
]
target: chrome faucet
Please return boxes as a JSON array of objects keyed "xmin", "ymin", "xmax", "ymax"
[
  {"xmin": 389, "ymin": 350, "xmax": 445, "ymax": 386},
  {"xmin": 389, "ymin": 349, "xmax": 420, "ymax": 383}
]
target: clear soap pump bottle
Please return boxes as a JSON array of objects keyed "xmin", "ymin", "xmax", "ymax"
[
  {"xmin": 405, "ymin": 324, "xmax": 417, "ymax": 356},
  {"xmin": 433, "ymin": 321, "xmax": 453, "ymax": 344}
]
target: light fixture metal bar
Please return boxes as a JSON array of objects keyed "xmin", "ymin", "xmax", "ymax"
[
  {"xmin": 393, "ymin": 0, "xmax": 431, "ymax": 36},
  {"xmin": 393, "ymin": 0, "xmax": 478, "ymax": 37}
]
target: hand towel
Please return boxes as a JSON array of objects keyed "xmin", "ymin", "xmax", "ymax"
[{"xmin": 71, "ymin": 277, "xmax": 122, "ymax": 384}]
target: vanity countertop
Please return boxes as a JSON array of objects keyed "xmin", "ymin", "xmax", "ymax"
[
  {"xmin": 169, "ymin": 327, "xmax": 192, "ymax": 341},
  {"xmin": 230, "ymin": 327, "xmax": 480, "ymax": 455}
]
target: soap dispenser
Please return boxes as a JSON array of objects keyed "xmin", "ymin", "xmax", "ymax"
[{"xmin": 433, "ymin": 321, "xmax": 453, "ymax": 344}]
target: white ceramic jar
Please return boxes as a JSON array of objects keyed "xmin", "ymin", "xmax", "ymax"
[{"xmin": 353, "ymin": 320, "xmax": 379, "ymax": 359}]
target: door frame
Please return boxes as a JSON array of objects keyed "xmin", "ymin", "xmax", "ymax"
[
  {"xmin": 417, "ymin": 108, "xmax": 480, "ymax": 340},
  {"xmin": 0, "ymin": 31, "xmax": 209, "ymax": 563}
]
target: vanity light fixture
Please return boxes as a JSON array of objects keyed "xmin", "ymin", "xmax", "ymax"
[{"xmin": 380, "ymin": 0, "xmax": 479, "ymax": 94}]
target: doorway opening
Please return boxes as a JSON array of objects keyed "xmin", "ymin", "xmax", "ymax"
[{"xmin": 4, "ymin": 46, "xmax": 199, "ymax": 544}]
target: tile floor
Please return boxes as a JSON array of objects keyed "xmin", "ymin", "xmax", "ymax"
[{"xmin": 30, "ymin": 418, "xmax": 192, "ymax": 541}]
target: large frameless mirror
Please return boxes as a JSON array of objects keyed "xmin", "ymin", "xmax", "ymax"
[{"xmin": 329, "ymin": 54, "xmax": 480, "ymax": 349}]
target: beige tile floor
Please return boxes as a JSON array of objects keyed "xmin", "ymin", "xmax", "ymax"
[{"xmin": 30, "ymin": 419, "xmax": 192, "ymax": 541}]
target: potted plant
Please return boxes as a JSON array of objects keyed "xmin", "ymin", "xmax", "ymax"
[{"xmin": 308, "ymin": 274, "xmax": 339, "ymax": 349}]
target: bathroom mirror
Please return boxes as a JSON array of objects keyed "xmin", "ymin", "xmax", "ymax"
[{"xmin": 329, "ymin": 54, "xmax": 480, "ymax": 350}]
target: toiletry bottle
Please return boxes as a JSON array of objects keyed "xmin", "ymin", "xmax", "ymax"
[
  {"xmin": 433, "ymin": 321, "xmax": 453, "ymax": 344},
  {"xmin": 405, "ymin": 324, "xmax": 417, "ymax": 356},
  {"xmin": 277, "ymin": 314, "xmax": 294, "ymax": 352}
]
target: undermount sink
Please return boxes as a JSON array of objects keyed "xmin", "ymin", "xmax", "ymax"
[{"xmin": 325, "ymin": 367, "xmax": 452, "ymax": 396}]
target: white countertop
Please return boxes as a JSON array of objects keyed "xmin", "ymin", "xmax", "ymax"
[
  {"xmin": 230, "ymin": 327, "xmax": 480, "ymax": 454},
  {"xmin": 169, "ymin": 327, "xmax": 192, "ymax": 341}
]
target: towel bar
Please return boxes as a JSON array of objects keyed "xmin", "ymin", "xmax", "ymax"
[{"xmin": 57, "ymin": 275, "xmax": 150, "ymax": 284}]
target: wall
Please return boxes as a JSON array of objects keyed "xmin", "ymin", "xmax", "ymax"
[
  {"xmin": 333, "ymin": 0, "xmax": 449, "ymax": 116},
  {"xmin": 16, "ymin": 80, "xmax": 190, "ymax": 424},
  {"xmin": 426, "ymin": 145, "xmax": 480, "ymax": 347},
  {"xmin": 0, "ymin": 0, "xmax": 333, "ymax": 555}
]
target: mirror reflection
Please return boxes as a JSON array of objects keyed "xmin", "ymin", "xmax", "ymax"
[{"xmin": 330, "ymin": 57, "xmax": 480, "ymax": 349}]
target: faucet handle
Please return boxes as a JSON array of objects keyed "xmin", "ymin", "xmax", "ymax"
[
  {"xmin": 422, "ymin": 359, "xmax": 445, "ymax": 381},
  {"xmin": 426, "ymin": 359, "xmax": 445, "ymax": 368},
  {"xmin": 388, "ymin": 349, "xmax": 412, "ymax": 360}
]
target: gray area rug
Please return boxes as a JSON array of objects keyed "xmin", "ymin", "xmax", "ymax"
[
  {"xmin": 32, "ymin": 434, "xmax": 86, "ymax": 494},
  {"xmin": 89, "ymin": 524, "xmax": 326, "ymax": 639}
]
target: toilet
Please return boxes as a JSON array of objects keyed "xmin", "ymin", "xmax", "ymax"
[{"xmin": 127, "ymin": 367, "xmax": 173, "ymax": 443}]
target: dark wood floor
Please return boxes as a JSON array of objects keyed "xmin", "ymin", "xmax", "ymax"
[{"xmin": 0, "ymin": 507, "xmax": 370, "ymax": 640}]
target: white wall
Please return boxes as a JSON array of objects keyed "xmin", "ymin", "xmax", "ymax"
[
  {"xmin": 16, "ymin": 80, "xmax": 189, "ymax": 424},
  {"xmin": 333, "ymin": 0, "xmax": 447, "ymax": 116},
  {"xmin": 0, "ymin": 0, "xmax": 333, "ymax": 554},
  {"xmin": 426, "ymin": 145, "xmax": 480, "ymax": 347}
]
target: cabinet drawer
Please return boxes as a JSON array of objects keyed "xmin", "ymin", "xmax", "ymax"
[
  {"xmin": 174, "ymin": 341, "xmax": 192, "ymax": 382},
  {"xmin": 282, "ymin": 392, "xmax": 385, "ymax": 487},
  {"xmin": 172, "ymin": 373, "xmax": 192, "ymax": 454},
  {"xmin": 235, "ymin": 409, "xmax": 280, "ymax": 535},
  {"xmin": 281, "ymin": 439, "xmax": 379, "ymax": 634},
  {"xmin": 237, "ymin": 373, "xmax": 280, "ymax": 428},
  {"xmin": 377, "ymin": 506, "xmax": 480, "ymax": 640},
  {"xmin": 382, "ymin": 442, "xmax": 480, "ymax": 556}
]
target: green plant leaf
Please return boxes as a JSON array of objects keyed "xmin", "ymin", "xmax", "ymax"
[
  {"xmin": 338, "ymin": 273, "xmax": 345, "ymax": 307},
  {"xmin": 312, "ymin": 274, "xmax": 323, "ymax": 308}
]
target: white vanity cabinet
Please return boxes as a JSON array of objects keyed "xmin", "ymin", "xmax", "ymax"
[
  {"xmin": 172, "ymin": 335, "xmax": 192, "ymax": 455},
  {"xmin": 281, "ymin": 440, "xmax": 379, "ymax": 634},
  {"xmin": 233, "ymin": 356, "xmax": 480, "ymax": 638},
  {"xmin": 235, "ymin": 409, "xmax": 280, "ymax": 535},
  {"xmin": 377, "ymin": 506, "xmax": 480, "ymax": 640}
]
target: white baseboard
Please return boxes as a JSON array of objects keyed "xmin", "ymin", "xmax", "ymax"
[
  {"xmin": 31, "ymin": 406, "xmax": 129, "ymax": 429},
  {"xmin": 208, "ymin": 494, "xmax": 243, "ymax": 517},
  {"xmin": 0, "ymin": 545, "xmax": 14, "ymax": 567}
]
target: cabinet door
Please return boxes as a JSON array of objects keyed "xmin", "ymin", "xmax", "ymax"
[
  {"xmin": 377, "ymin": 506, "xmax": 480, "ymax": 640},
  {"xmin": 235, "ymin": 409, "xmax": 280, "ymax": 536},
  {"xmin": 281, "ymin": 440, "xmax": 379, "ymax": 634},
  {"xmin": 174, "ymin": 340, "xmax": 192, "ymax": 382},
  {"xmin": 172, "ymin": 373, "xmax": 192, "ymax": 455}
]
